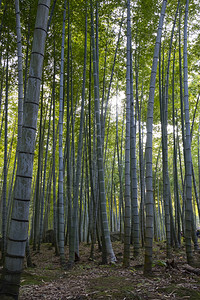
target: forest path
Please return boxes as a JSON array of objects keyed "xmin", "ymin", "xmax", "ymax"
[{"xmin": 19, "ymin": 241, "xmax": 200, "ymax": 299}]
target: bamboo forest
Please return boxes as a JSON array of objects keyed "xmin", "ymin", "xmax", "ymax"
[{"xmin": 0, "ymin": 0, "xmax": 200, "ymax": 299}]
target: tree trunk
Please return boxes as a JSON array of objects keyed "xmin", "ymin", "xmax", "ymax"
[
  {"xmin": 15, "ymin": 0, "xmax": 23, "ymax": 151},
  {"xmin": 2, "ymin": 47, "xmax": 8, "ymax": 261},
  {"xmin": 144, "ymin": 0, "xmax": 167, "ymax": 275},
  {"xmin": 183, "ymin": 0, "xmax": 194, "ymax": 265},
  {"xmin": 90, "ymin": 0, "xmax": 116, "ymax": 263},
  {"xmin": 123, "ymin": 0, "xmax": 131, "ymax": 267},
  {"xmin": 130, "ymin": 29, "xmax": 139, "ymax": 258},
  {"xmin": 68, "ymin": 3, "xmax": 87, "ymax": 264},
  {"xmin": 0, "ymin": 1, "xmax": 50, "ymax": 298},
  {"xmin": 58, "ymin": 0, "xmax": 67, "ymax": 267}
]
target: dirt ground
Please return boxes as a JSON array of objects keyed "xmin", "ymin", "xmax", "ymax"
[{"xmin": 19, "ymin": 241, "xmax": 200, "ymax": 300}]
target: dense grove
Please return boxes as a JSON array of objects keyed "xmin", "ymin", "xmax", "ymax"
[{"xmin": 0, "ymin": 0, "xmax": 199, "ymax": 299}]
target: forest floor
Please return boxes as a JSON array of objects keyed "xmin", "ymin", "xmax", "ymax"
[{"xmin": 19, "ymin": 241, "xmax": 200, "ymax": 300}]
